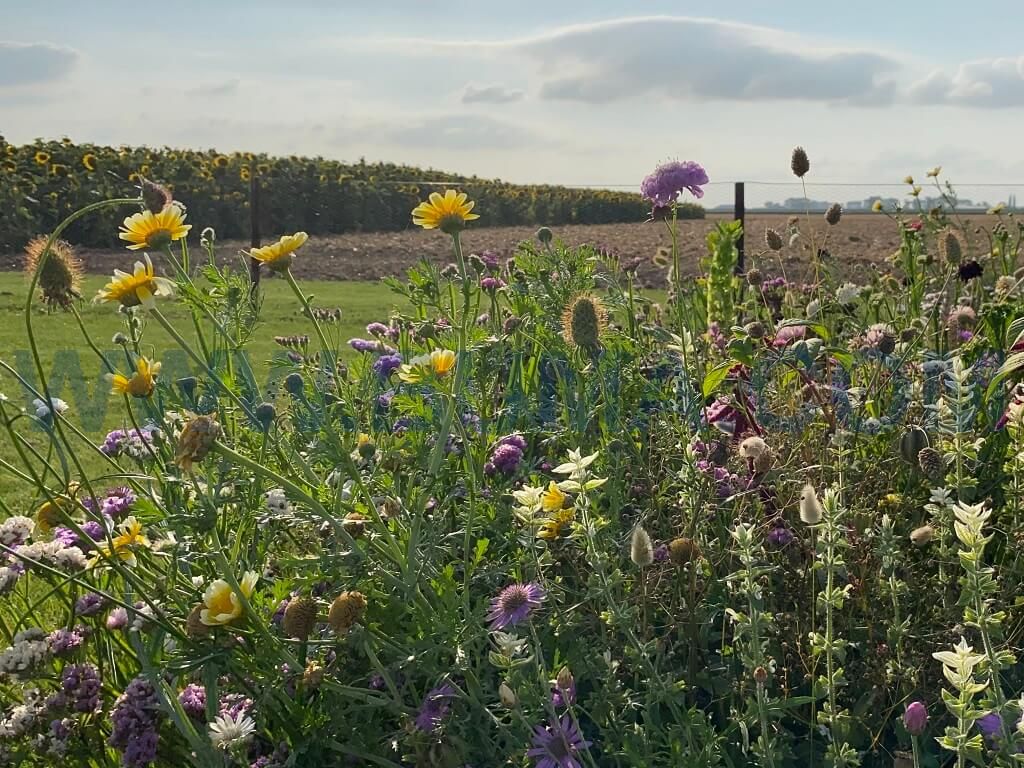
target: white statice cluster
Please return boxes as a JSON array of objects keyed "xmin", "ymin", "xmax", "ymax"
[
  {"xmin": 0, "ymin": 517, "xmax": 33, "ymax": 547},
  {"xmin": 14, "ymin": 540, "xmax": 87, "ymax": 572},
  {"xmin": 0, "ymin": 567, "xmax": 21, "ymax": 596},
  {"xmin": 0, "ymin": 690, "xmax": 46, "ymax": 740},
  {"xmin": 835, "ymin": 282, "xmax": 861, "ymax": 305},
  {"xmin": 0, "ymin": 630, "xmax": 52, "ymax": 680}
]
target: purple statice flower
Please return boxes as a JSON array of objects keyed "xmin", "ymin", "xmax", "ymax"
[
  {"xmin": 178, "ymin": 683, "xmax": 206, "ymax": 722},
  {"xmin": 219, "ymin": 693, "xmax": 253, "ymax": 720},
  {"xmin": 49, "ymin": 626, "xmax": 87, "ymax": 656},
  {"xmin": 414, "ymin": 683, "xmax": 456, "ymax": 733},
  {"xmin": 102, "ymin": 487, "xmax": 136, "ymax": 519},
  {"xmin": 109, "ymin": 677, "xmax": 160, "ymax": 768},
  {"xmin": 528, "ymin": 715, "xmax": 592, "ymax": 768},
  {"xmin": 480, "ymin": 276, "xmax": 506, "ymax": 291},
  {"xmin": 106, "ymin": 607, "xmax": 129, "ymax": 630},
  {"xmin": 365, "ymin": 322, "xmax": 391, "ymax": 337},
  {"xmin": 641, "ymin": 160, "xmax": 708, "ymax": 207},
  {"xmin": 372, "ymin": 353, "xmax": 403, "ymax": 379},
  {"xmin": 62, "ymin": 663, "xmax": 101, "ymax": 713},
  {"xmin": 75, "ymin": 592, "xmax": 106, "ymax": 617},
  {"xmin": 349, "ymin": 338, "xmax": 391, "ymax": 354},
  {"xmin": 767, "ymin": 527, "xmax": 795, "ymax": 548},
  {"xmin": 486, "ymin": 582, "xmax": 545, "ymax": 630},
  {"xmin": 486, "ymin": 443, "xmax": 523, "ymax": 475},
  {"xmin": 52, "ymin": 527, "xmax": 79, "ymax": 549},
  {"xmin": 81, "ymin": 520, "xmax": 105, "ymax": 542}
]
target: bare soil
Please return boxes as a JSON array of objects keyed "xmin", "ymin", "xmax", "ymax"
[{"xmin": 1, "ymin": 213, "xmax": 983, "ymax": 288}]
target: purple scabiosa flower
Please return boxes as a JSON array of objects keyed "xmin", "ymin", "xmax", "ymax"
[
  {"xmin": 61, "ymin": 663, "xmax": 101, "ymax": 713},
  {"xmin": 528, "ymin": 715, "xmax": 592, "ymax": 768},
  {"xmin": 75, "ymin": 592, "xmax": 106, "ymax": 617},
  {"xmin": 903, "ymin": 701, "xmax": 927, "ymax": 735},
  {"xmin": 102, "ymin": 487, "xmax": 136, "ymax": 518},
  {"xmin": 977, "ymin": 712, "xmax": 1002, "ymax": 739},
  {"xmin": 100, "ymin": 428, "xmax": 127, "ymax": 457},
  {"xmin": 641, "ymin": 160, "xmax": 708, "ymax": 207},
  {"xmin": 109, "ymin": 677, "xmax": 160, "ymax": 768},
  {"xmin": 81, "ymin": 520, "xmax": 105, "ymax": 544},
  {"xmin": 498, "ymin": 433, "xmax": 527, "ymax": 451},
  {"xmin": 178, "ymin": 683, "xmax": 206, "ymax": 722},
  {"xmin": 372, "ymin": 353, "xmax": 403, "ymax": 379},
  {"xmin": 486, "ymin": 444, "xmax": 523, "ymax": 475},
  {"xmin": 414, "ymin": 683, "xmax": 456, "ymax": 733},
  {"xmin": 106, "ymin": 607, "xmax": 129, "ymax": 630},
  {"xmin": 486, "ymin": 582, "xmax": 545, "ymax": 630},
  {"xmin": 480, "ymin": 276, "xmax": 506, "ymax": 291},
  {"xmin": 49, "ymin": 626, "xmax": 87, "ymax": 656},
  {"xmin": 480, "ymin": 249, "xmax": 500, "ymax": 270},
  {"xmin": 349, "ymin": 338, "xmax": 380, "ymax": 353},
  {"xmin": 365, "ymin": 322, "xmax": 390, "ymax": 337},
  {"xmin": 767, "ymin": 527, "xmax": 795, "ymax": 548}
]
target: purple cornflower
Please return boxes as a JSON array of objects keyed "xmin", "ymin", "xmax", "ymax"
[
  {"xmin": 372, "ymin": 353, "xmax": 403, "ymax": 379},
  {"xmin": 480, "ymin": 276, "xmax": 506, "ymax": 291},
  {"xmin": 414, "ymin": 683, "xmax": 456, "ymax": 733},
  {"xmin": 75, "ymin": 592, "xmax": 106, "ymax": 617},
  {"xmin": 109, "ymin": 677, "xmax": 160, "ymax": 768},
  {"xmin": 49, "ymin": 626, "xmax": 87, "ymax": 656},
  {"xmin": 178, "ymin": 683, "xmax": 207, "ymax": 721},
  {"xmin": 102, "ymin": 487, "xmax": 136, "ymax": 519},
  {"xmin": 903, "ymin": 701, "xmax": 928, "ymax": 735},
  {"xmin": 486, "ymin": 582, "xmax": 545, "ymax": 630},
  {"xmin": 62, "ymin": 663, "xmax": 101, "ymax": 713},
  {"xmin": 767, "ymin": 527, "xmax": 795, "ymax": 548},
  {"xmin": 528, "ymin": 715, "xmax": 592, "ymax": 768},
  {"xmin": 640, "ymin": 160, "xmax": 708, "ymax": 207},
  {"xmin": 81, "ymin": 520, "xmax": 105, "ymax": 542}
]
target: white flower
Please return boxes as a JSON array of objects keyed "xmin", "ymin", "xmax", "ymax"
[
  {"xmin": 738, "ymin": 436, "xmax": 767, "ymax": 460},
  {"xmin": 510, "ymin": 484, "xmax": 544, "ymax": 519},
  {"xmin": 264, "ymin": 488, "xmax": 291, "ymax": 515},
  {"xmin": 806, "ymin": 299, "xmax": 821, "ymax": 318},
  {"xmin": 836, "ymin": 282, "xmax": 861, "ymax": 305},
  {"xmin": 552, "ymin": 448, "xmax": 599, "ymax": 480},
  {"xmin": 209, "ymin": 713, "xmax": 256, "ymax": 750},
  {"xmin": 32, "ymin": 397, "xmax": 68, "ymax": 420},
  {"xmin": 799, "ymin": 484, "xmax": 823, "ymax": 525}
]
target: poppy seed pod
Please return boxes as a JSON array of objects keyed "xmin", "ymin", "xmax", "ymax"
[
  {"xmin": 536, "ymin": 226, "xmax": 553, "ymax": 244},
  {"xmin": 284, "ymin": 372, "xmax": 305, "ymax": 397},
  {"xmin": 254, "ymin": 402, "xmax": 276, "ymax": 431}
]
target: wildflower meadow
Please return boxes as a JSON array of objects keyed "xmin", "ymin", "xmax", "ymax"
[{"xmin": 3, "ymin": 148, "xmax": 1024, "ymax": 768}]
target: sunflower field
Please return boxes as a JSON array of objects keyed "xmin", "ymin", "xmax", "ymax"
[
  {"xmin": 0, "ymin": 136, "xmax": 703, "ymax": 251},
  {"xmin": 2, "ymin": 150, "xmax": 1024, "ymax": 768}
]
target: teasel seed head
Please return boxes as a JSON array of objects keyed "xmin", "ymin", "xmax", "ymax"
[
  {"xmin": 938, "ymin": 227, "xmax": 965, "ymax": 265},
  {"xmin": 917, "ymin": 447, "xmax": 945, "ymax": 481},
  {"xmin": 24, "ymin": 235, "xmax": 83, "ymax": 309},
  {"xmin": 561, "ymin": 294, "xmax": 607, "ymax": 350},
  {"xmin": 765, "ymin": 228, "xmax": 784, "ymax": 251},
  {"xmin": 536, "ymin": 226, "xmax": 553, "ymax": 244}
]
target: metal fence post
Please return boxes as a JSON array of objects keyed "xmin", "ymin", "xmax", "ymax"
[
  {"xmin": 735, "ymin": 181, "xmax": 745, "ymax": 274},
  {"xmin": 249, "ymin": 174, "xmax": 262, "ymax": 302}
]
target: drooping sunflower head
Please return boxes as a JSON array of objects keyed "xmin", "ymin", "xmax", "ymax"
[
  {"xmin": 561, "ymin": 294, "xmax": 607, "ymax": 350},
  {"xmin": 411, "ymin": 189, "xmax": 479, "ymax": 234},
  {"xmin": 109, "ymin": 356, "xmax": 161, "ymax": 398},
  {"xmin": 82, "ymin": 153, "xmax": 97, "ymax": 172},
  {"xmin": 118, "ymin": 203, "xmax": 191, "ymax": 250},
  {"xmin": 34, "ymin": 151, "xmax": 50, "ymax": 166},
  {"xmin": 249, "ymin": 232, "xmax": 308, "ymax": 272},
  {"xmin": 94, "ymin": 254, "xmax": 174, "ymax": 308},
  {"xmin": 24, "ymin": 235, "xmax": 82, "ymax": 309}
]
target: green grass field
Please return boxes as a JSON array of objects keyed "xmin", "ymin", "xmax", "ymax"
[{"xmin": 0, "ymin": 271, "xmax": 402, "ymax": 509}]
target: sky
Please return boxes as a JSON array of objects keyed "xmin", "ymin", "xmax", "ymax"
[{"xmin": 3, "ymin": 0, "xmax": 1024, "ymax": 206}]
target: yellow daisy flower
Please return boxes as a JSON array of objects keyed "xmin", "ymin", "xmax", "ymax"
[
  {"xmin": 95, "ymin": 254, "xmax": 174, "ymax": 308},
  {"xmin": 34, "ymin": 487, "xmax": 79, "ymax": 533},
  {"xmin": 540, "ymin": 481, "xmax": 568, "ymax": 513},
  {"xmin": 109, "ymin": 357, "xmax": 161, "ymax": 398},
  {"xmin": 537, "ymin": 507, "xmax": 574, "ymax": 540},
  {"xmin": 249, "ymin": 232, "xmax": 309, "ymax": 272},
  {"xmin": 397, "ymin": 349, "xmax": 457, "ymax": 383},
  {"xmin": 82, "ymin": 153, "xmax": 97, "ymax": 171},
  {"xmin": 200, "ymin": 571, "xmax": 259, "ymax": 626},
  {"xmin": 411, "ymin": 189, "xmax": 479, "ymax": 233},
  {"xmin": 119, "ymin": 203, "xmax": 192, "ymax": 250},
  {"xmin": 90, "ymin": 516, "xmax": 151, "ymax": 568}
]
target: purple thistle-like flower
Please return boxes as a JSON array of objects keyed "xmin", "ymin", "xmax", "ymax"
[
  {"xmin": 49, "ymin": 626, "xmax": 87, "ymax": 656},
  {"xmin": 653, "ymin": 543, "xmax": 669, "ymax": 562},
  {"xmin": 497, "ymin": 433, "xmax": 527, "ymax": 451},
  {"xmin": 767, "ymin": 527, "xmax": 795, "ymax": 548},
  {"xmin": 109, "ymin": 677, "xmax": 160, "ymax": 768},
  {"xmin": 486, "ymin": 582, "xmax": 545, "ymax": 630},
  {"xmin": 480, "ymin": 276, "xmax": 506, "ymax": 291},
  {"xmin": 178, "ymin": 683, "xmax": 206, "ymax": 722},
  {"xmin": 372, "ymin": 353, "xmax": 403, "ymax": 379},
  {"xmin": 903, "ymin": 701, "xmax": 928, "ymax": 735},
  {"xmin": 75, "ymin": 592, "xmax": 106, "ymax": 617},
  {"xmin": 62, "ymin": 663, "xmax": 101, "ymax": 713},
  {"xmin": 528, "ymin": 715, "xmax": 592, "ymax": 768},
  {"xmin": 488, "ymin": 444, "xmax": 523, "ymax": 475},
  {"xmin": 414, "ymin": 683, "xmax": 456, "ymax": 733},
  {"xmin": 480, "ymin": 249, "xmax": 501, "ymax": 270},
  {"xmin": 640, "ymin": 160, "xmax": 708, "ymax": 207}
]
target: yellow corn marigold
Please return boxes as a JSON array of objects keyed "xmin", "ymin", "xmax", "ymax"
[
  {"xmin": 200, "ymin": 571, "xmax": 258, "ymax": 626},
  {"xmin": 109, "ymin": 357, "xmax": 161, "ymax": 398},
  {"xmin": 249, "ymin": 232, "xmax": 308, "ymax": 272},
  {"xmin": 119, "ymin": 203, "xmax": 191, "ymax": 251},
  {"xmin": 94, "ymin": 254, "xmax": 174, "ymax": 308},
  {"xmin": 411, "ymin": 189, "xmax": 479, "ymax": 233}
]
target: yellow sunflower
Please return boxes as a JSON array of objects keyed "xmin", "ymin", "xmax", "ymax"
[
  {"xmin": 240, "ymin": 167, "xmax": 251, "ymax": 182},
  {"xmin": 34, "ymin": 151, "xmax": 50, "ymax": 165},
  {"xmin": 82, "ymin": 153, "xmax": 97, "ymax": 171},
  {"xmin": 212, "ymin": 155, "xmax": 229, "ymax": 169},
  {"xmin": 95, "ymin": 254, "xmax": 174, "ymax": 308},
  {"xmin": 249, "ymin": 232, "xmax": 308, "ymax": 272},
  {"xmin": 119, "ymin": 204, "xmax": 191, "ymax": 250},
  {"xmin": 109, "ymin": 357, "xmax": 161, "ymax": 398},
  {"xmin": 411, "ymin": 189, "xmax": 479, "ymax": 233}
]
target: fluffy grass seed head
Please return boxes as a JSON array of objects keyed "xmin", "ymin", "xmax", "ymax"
[
  {"xmin": 630, "ymin": 525, "xmax": 654, "ymax": 567},
  {"xmin": 95, "ymin": 254, "xmax": 174, "ymax": 309},
  {"xmin": 799, "ymin": 483, "xmax": 823, "ymax": 525},
  {"xmin": 109, "ymin": 357, "xmax": 161, "ymax": 398},
  {"xmin": 24, "ymin": 235, "xmax": 82, "ymax": 309},
  {"xmin": 249, "ymin": 232, "xmax": 309, "ymax": 273},
  {"xmin": 561, "ymin": 294, "xmax": 607, "ymax": 350},
  {"xmin": 119, "ymin": 203, "xmax": 191, "ymax": 250},
  {"xmin": 327, "ymin": 590, "xmax": 366, "ymax": 634},
  {"xmin": 411, "ymin": 189, "xmax": 479, "ymax": 234}
]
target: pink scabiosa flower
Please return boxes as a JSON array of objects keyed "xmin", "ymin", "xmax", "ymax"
[
  {"xmin": 528, "ymin": 715, "xmax": 592, "ymax": 768},
  {"xmin": 772, "ymin": 324, "xmax": 806, "ymax": 348},
  {"xmin": 486, "ymin": 582, "xmax": 545, "ymax": 630},
  {"xmin": 903, "ymin": 701, "xmax": 928, "ymax": 735}
]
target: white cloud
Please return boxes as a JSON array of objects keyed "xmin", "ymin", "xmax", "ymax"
[
  {"xmin": 461, "ymin": 83, "xmax": 524, "ymax": 104},
  {"xmin": 0, "ymin": 41, "xmax": 78, "ymax": 87},
  {"xmin": 187, "ymin": 78, "xmax": 242, "ymax": 98},
  {"xmin": 909, "ymin": 56, "xmax": 1024, "ymax": 107}
]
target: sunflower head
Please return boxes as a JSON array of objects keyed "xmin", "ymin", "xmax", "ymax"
[
  {"xmin": 24, "ymin": 235, "xmax": 82, "ymax": 309},
  {"xmin": 119, "ymin": 203, "xmax": 191, "ymax": 250},
  {"xmin": 82, "ymin": 153, "xmax": 97, "ymax": 172},
  {"xmin": 249, "ymin": 232, "xmax": 308, "ymax": 273},
  {"xmin": 34, "ymin": 151, "xmax": 50, "ymax": 166},
  {"xmin": 95, "ymin": 254, "xmax": 174, "ymax": 308},
  {"xmin": 212, "ymin": 155, "xmax": 229, "ymax": 169},
  {"xmin": 561, "ymin": 295, "xmax": 607, "ymax": 350},
  {"xmin": 109, "ymin": 357, "xmax": 161, "ymax": 398},
  {"xmin": 411, "ymin": 189, "xmax": 479, "ymax": 234}
]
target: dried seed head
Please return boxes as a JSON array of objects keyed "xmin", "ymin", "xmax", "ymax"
[
  {"xmin": 535, "ymin": 226, "xmax": 553, "ymax": 244},
  {"xmin": 630, "ymin": 525, "xmax": 654, "ymax": 568},
  {"xmin": 938, "ymin": 227, "xmax": 964, "ymax": 265},
  {"xmin": 765, "ymin": 228, "xmax": 784, "ymax": 251},
  {"xmin": 753, "ymin": 666, "xmax": 770, "ymax": 684},
  {"xmin": 327, "ymin": 590, "xmax": 366, "ymax": 634},
  {"xmin": 668, "ymin": 537, "xmax": 700, "ymax": 565},
  {"xmin": 799, "ymin": 484, "xmax": 823, "ymax": 525},
  {"xmin": 562, "ymin": 295, "xmax": 607, "ymax": 350},
  {"xmin": 739, "ymin": 436, "xmax": 768, "ymax": 460},
  {"xmin": 556, "ymin": 666, "xmax": 574, "ymax": 692},
  {"xmin": 824, "ymin": 203, "xmax": 843, "ymax": 226},
  {"xmin": 910, "ymin": 525, "xmax": 935, "ymax": 546},
  {"xmin": 303, "ymin": 661, "xmax": 324, "ymax": 689},
  {"xmin": 175, "ymin": 414, "xmax": 221, "ymax": 471},
  {"xmin": 282, "ymin": 596, "xmax": 318, "ymax": 640},
  {"xmin": 791, "ymin": 147, "xmax": 810, "ymax": 178},
  {"xmin": 24, "ymin": 235, "xmax": 82, "ymax": 309},
  {"xmin": 917, "ymin": 447, "xmax": 945, "ymax": 482},
  {"xmin": 745, "ymin": 268, "xmax": 763, "ymax": 286},
  {"xmin": 342, "ymin": 512, "xmax": 368, "ymax": 538},
  {"xmin": 186, "ymin": 604, "xmax": 211, "ymax": 639},
  {"xmin": 744, "ymin": 321, "xmax": 766, "ymax": 340},
  {"xmin": 140, "ymin": 177, "xmax": 173, "ymax": 214}
]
